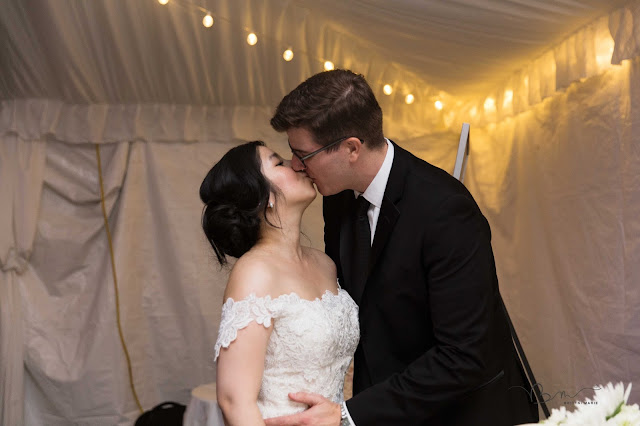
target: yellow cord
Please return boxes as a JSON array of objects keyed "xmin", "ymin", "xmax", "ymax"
[{"xmin": 95, "ymin": 145, "xmax": 144, "ymax": 414}]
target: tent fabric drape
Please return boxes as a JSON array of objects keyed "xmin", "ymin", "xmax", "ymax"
[
  {"xmin": 464, "ymin": 56, "xmax": 640, "ymax": 409},
  {"xmin": 0, "ymin": 136, "xmax": 46, "ymax": 426},
  {"xmin": 0, "ymin": 101, "xmax": 279, "ymax": 145},
  {"xmin": 610, "ymin": 1, "xmax": 640, "ymax": 65}
]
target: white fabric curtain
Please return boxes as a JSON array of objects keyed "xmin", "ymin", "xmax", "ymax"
[
  {"xmin": 0, "ymin": 136, "xmax": 46, "ymax": 426},
  {"xmin": 0, "ymin": 104, "xmax": 307, "ymax": 425},
  {"xmin": 0, "ymin": 103, "xmax": 331, "ymax": 425},
  {"xmin": 463, "ymin": 55, "xmax": 640, "ymax": 410}
]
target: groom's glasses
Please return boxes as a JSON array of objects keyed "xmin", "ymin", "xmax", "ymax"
[{"xmin": 289, "ymin": 136, "xmax": 364, "ymax": 168}]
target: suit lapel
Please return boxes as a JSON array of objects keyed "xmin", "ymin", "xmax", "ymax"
[
  {"xmin": 336, "ymin": 141, "xmax": 409, "ymax": 302},
  {"xmin": 369, "ymin": 196, "xmax": 400, "ymax": 274},
  {"xmin": 368, "ymin": 141, "xmax": 407, "ymax": 280}
]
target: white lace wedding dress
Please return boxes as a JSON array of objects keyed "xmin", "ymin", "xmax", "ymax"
[{"xmin": 209, "ymin": 285, "xmax": 359, "ymax": 421}]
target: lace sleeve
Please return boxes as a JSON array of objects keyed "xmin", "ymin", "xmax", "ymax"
[{"xmin": 214, "ymin": 294, "xmax": 275, "ymax": 361}]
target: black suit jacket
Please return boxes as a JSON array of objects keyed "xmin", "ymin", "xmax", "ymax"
[{"xmin": 323, "ymin": 142, "xmax": 538, "ymax": 425}]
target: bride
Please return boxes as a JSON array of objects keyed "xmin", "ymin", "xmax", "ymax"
[{"xmin": 199, "ymin": 141, "xmax": 359, "ymax": 425}]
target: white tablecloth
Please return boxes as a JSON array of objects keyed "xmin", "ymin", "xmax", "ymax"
[{"xmin": 183, "ymin": 383, "xmax": 224, "ymax": 426}]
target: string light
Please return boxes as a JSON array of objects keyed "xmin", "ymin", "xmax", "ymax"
[
  {"xmin": 154, "ymin": 1, "xmax": 426, "ymax": 107},
  {"xmin": 503, "ymin": 89, "xmax": 513, "ymax": 108},
  {"xmin": 434, "ymin": 100, "xmax": 443, "ymax": 110},
  {"xmin": 484, "ymin": 97, "xmax": 496, "ymax": 111},
  {"xmin": 202, "ymin": 14, "xmax": 213, "ymax": 28}
]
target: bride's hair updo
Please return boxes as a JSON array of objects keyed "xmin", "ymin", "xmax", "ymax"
[{"xmin": 199, "ymin": 141, "xmax": 276, "ymax": 265}]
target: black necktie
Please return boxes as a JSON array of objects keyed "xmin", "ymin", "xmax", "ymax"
[{"xmin": 351, "ymin": 196, "xmax": 371, "ymax": 300}]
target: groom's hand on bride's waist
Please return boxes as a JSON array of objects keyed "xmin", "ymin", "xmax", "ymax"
[{"xmin": 263, "ymin": 392, "xmax": 341, "ymax": 426}]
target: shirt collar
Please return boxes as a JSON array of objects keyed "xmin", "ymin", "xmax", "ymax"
[{"xmin": 354, "ymin": 139, "xmax": 394, "ymax": 209}]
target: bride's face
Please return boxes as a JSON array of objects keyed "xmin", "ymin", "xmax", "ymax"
[{"xmin": 258, "ymin": 146, "xmax": 317, "ymax": 207}]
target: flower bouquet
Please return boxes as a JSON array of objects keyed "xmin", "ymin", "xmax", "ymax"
[{"xmin": 533, "ymin": 382, "xmax": 640, "ymax": 425}]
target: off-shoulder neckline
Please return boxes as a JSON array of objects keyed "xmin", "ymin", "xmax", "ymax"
[{"xmin": 223, "ymin": 287, "xmax": 344, "ymax": 305}]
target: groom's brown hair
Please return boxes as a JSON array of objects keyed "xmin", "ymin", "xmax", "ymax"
[{"xmin": 270, "ymin": 69, "xmax": 385, "ymax": 150}]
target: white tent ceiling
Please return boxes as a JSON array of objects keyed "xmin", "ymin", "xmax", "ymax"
[{"xmin": 0, "ymin": 0, "xmax": 630, "ymax": 107}]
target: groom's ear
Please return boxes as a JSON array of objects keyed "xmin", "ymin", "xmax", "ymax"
[{"xmin": 345, "ymin": 137, "xmax": 363, "ymax": 162}]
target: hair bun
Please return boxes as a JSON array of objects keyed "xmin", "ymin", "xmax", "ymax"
[
  {"xmin": 199, "ymin": 141, "xmax": 272, "ymax": 265},
  {"xmin": 202, "ymin": 202, "xmax": 260, "ymax": 260}
]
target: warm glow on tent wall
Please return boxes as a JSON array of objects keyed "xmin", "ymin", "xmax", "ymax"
[
  {"xmin": 158, "ymin": 0, "xmax": 169, "ymax": 4},
  {"xmin": 324, "ymin": 61, "xmax": 335, "ymax": 71},
  {"xmin": 596, "ymin": 36, "xmax": 615, "ymax": 69},
  {"xmin": 203, "ymin": 14, "xmax": 213, "ymax": 28},
  {"xmin": 405, "ymin": 94, "xmax": 415, "ymax": 104},
  {"xmin": 383, "ymin": 84, "xmax": 393, "ymax": 95},
  {"xmin": 503, "ymin": 89, "xmax": 513, "ymax": 108},
  {"xmin": 484, "ymin": 97, "xmax": 496, "ymax": 112}
]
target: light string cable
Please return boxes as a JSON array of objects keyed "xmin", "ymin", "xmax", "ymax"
[
  {"xmin": 95, "ymin": 145, "xmax": 144, "ymax": 414},
  {"xmin": 157, "ymin": 0, "xmax": 438, "ymax": 107}
]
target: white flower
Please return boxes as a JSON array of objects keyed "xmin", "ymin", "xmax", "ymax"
[
  {"xmin": 606, "ymin": 404, "xmax": 640, "ymax": 425},
  {"xmin": 537, "ymin": 383, "xmax": 638, "ymax": 426},
  {"xmin": 593, "ymin": 383, "xmax": 631, "ymax": 419},
  {"xmin": 542, "ymin": 405, "xmax": 567, "ymax": 424}
]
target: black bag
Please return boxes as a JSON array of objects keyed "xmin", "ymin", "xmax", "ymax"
[{"xmin": 134, "ymin": 401, "xmax": 186, "ymax": 426}]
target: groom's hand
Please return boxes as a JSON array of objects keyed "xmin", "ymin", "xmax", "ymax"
[{"xmin": 264, "ymin": 392, "xmax": 341, "ymax": 426}]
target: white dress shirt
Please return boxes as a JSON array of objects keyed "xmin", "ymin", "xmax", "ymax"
[
  {"xmin": 354, "ymin": 139, "xmax": 395, "ymax": 245},
  {"xmin": 342, "ymin": 139, "xmax": 394, "ymax": 425}
]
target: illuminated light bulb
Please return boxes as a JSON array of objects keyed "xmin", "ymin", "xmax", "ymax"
[
  {"xmin": 405, "ymin": 94, "xmax": 414, "ymax": 104},
  {"xmin": 203, "ymin": 14, "xmax": 213, "ymax": 28},
  {"xmin": 383, "ymin": 84, "xmax": 393, "ymax": 95},
  {"xmin": 158, "ymin": 0, "xmax": 169, "ymax": 4},
  {"xmin": 434, "ymin": 100, "xmax": 443, "ymax": 110},
  {"xmin": 596, "ymin": 37, "xmax": 615, "ymax": 69},
  {"xmin": 283, "ymin": 49, "xmax": 294, "ymax": 61},
  {"xmin": 484, "ymin": 97, "xmax": 496, "ymax": 111},
  {"xmin": 324, "ymin": 61, "xmax": 335, "ymax": 71},
  {"xmin": 247, "ymin": 33, "xmax": 258, "ymax": 46},
  {"xmin": 503, "ymin": 89, "xmax": 513, "ymax": 107}
]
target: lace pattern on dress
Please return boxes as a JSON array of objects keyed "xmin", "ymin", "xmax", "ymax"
[
  {"xmin": 214, "ymin": 294, "xmax": 276, "ymax": 361},
  {"xmin": 212, "ymin": 285, "xmax": 359, "ymax": 419}
]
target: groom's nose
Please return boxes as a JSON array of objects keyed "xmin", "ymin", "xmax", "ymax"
[{"xmin": 291, "ymin": 155, "xmax": 305, "ymax": 172}]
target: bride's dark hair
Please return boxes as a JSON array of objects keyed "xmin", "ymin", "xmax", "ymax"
[{"xmin": 199, "ymin": 141, "xmax": 277, "ymax": 265}]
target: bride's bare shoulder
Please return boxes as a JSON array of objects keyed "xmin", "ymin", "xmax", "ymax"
[
  {"xmin": 224, "ymin": 251, "xmax": 279, "ymax": 300},
  {"xmin": 303, "ymin": 246, "xmax": 337, "ymax": 276}
]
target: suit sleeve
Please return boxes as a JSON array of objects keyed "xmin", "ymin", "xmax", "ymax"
[{"xmin": 346, "ymin": 193, "xmax": 503, "ymax": 424}]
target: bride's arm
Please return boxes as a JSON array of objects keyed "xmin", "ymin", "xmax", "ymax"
[
  {"xmin": 215, "ymin": 256, "xmax": 277, "ymax": 425},
  {"xmin": 216, "ymin": 320, "xmax": 272, "ymax": 425}
]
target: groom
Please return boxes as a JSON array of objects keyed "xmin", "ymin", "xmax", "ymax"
[{"xmin": 266, "ymin": 70, "xmax": 538, "ymax": 425}]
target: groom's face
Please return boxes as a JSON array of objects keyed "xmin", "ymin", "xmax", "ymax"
[{"xmin": 287, "ymin": 127, "xmax": 348, "ymax": 196}]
